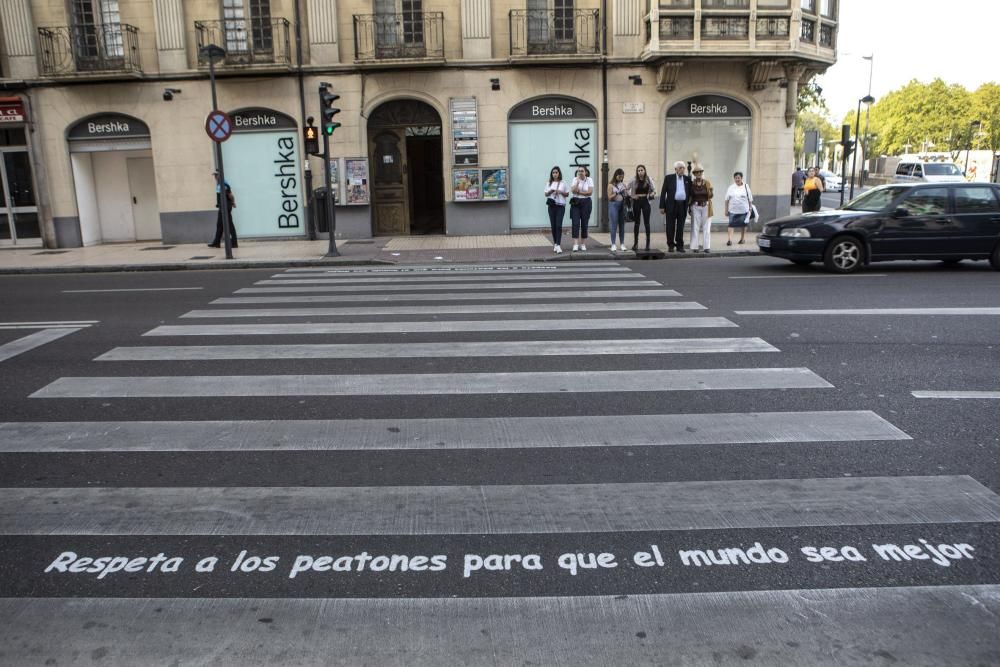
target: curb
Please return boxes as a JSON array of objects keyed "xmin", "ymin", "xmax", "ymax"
[{"xmin": 0, "ymin": 249, "xmax": 763, "ymax": 275}]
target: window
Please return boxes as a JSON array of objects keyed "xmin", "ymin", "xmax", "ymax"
[
  {"xmin": 843, "ymin": 186, "xmax": 908, "ymax": 212},
  {"xmin": 897, "ymin": 188, "xmax": 949, "ymax": 217},
  {"xmin": 800, "ymin": 0, "xmax": 816, "ymax": 13},
  {"xmin": 895, "ymin": 163, "xmax": 912, "ymax": 176},
  {"xmin": 924, "ymin": 163, "xmax": 962, "ymax": 177},
  {"xmin": 223, "ymin": 0, "xmax": 271, "ymax": 54},
  {"xmin": 912, "ymin": 164, "xmax": 923, "ymax": 178},
  {"xmin": 71, "ymin": 0, "xmax": 123, "ymax": 61},
  {"xmin": 819, "ymin": 0, "xmax": 836, "ymax": 17},
  {"xmin": 954, "ymin": 187, "xmax": 1000, "ymax": 214}
]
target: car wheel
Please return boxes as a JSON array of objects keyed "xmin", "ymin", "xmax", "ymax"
[
  {"xmin": 990, "ymin": 244, "xmax": 1000, "ymax": 271},
  {"xmin": 791, "ymin": 259, "xmax": 813, "ymax": 266},
  {"xmin": 823, "ymin": 236, "xmax": 864, "ymax": 273}
]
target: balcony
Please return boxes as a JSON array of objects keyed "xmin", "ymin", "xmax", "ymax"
[
  {"xmin": 194, "ymin": 18, "xmax": 290, "ymax": 67},
  {"xmin": 509, "ymin": 9, "xmax": 600, "ymax": 57},
  {"xmin": 701, "ymin": 16, "xmax": 749, "ymax": 39},
  {"xmin": 353, "ymin": 13, "xmax": 444, "ymax": 61},
  {"xmin": 37, "ymin": 24, "xmax": 141, "ymax": 77},
  {"xmin": 756, "ymin": 16, "xmax": 791, "ymax": 40}
]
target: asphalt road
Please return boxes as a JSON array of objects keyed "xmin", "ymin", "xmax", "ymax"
[{"xmin": 1, "ymin": 256, "xmax": 998, "ymax": 665}]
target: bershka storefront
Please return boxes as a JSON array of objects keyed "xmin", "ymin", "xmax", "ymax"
[
  {"xmin": 508, "ymin": 97, "xmax": 597, "ymax": 230},
  {"xmin": 220, "ymin": 108, "xmax": 305, "ymax": 238}
]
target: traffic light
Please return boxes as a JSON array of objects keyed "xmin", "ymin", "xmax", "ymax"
[
  {"xmin": 319, "ymin": 83, "xmax": 341, "ymax": 136},
  {"xmin": 840, "ymin": 124, "xmax": 854, "ymax": 159},
  {"xmin": 303, "ymin": 124, "xmax": 320, "ymax": 156}
]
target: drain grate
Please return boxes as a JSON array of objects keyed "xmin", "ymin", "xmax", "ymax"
[
  {"xmin": 343, "ymin": 239, "xmax": 376, "ymax": 245},
  {"xmin": 33, "ymin": 250, "xmax": 70, "ymax": 255},
  {"xmin": 189, "ymin": 255, "xmax": 215, "ymax": 260},
  {"xmin": 141, "ymin": 246, "xmax": 175, "ymax": 251}
]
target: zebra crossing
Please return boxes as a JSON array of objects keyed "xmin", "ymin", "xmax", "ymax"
[{"xmin": 4, "ymin": 261, "xmax": 1000, "ymax": 664}]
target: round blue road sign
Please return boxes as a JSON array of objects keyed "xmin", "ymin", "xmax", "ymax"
[{"xmin": 205, "ymin": 110, "xmax": 233, "ymax": 143}]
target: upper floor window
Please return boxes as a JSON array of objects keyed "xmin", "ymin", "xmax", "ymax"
[
  {"xmin": 819, "ymin": 0, "xmax": 836, "ymax": 18},
  {"xmin": 222, "ymin": 0, "xmax": 272, "ymax": 55},
  {"xmin": 71, "ymin": 0, "xmax": 124, "ymax": 61},
  {"xmin": 800, "ymin": 0, "xmax": 816, "ymax": 14}
]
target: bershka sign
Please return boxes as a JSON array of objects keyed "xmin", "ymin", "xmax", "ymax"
[
  {"xmin": 67, "ymin": 114, "xmax": 150, "ymax": 140},
  {"xmin": 509, "ymin": 97, "xmax": 597, "ymax": 122},
  {"xmin": 230, "ymin": 108, "xmax": 298, "ymax": 133},
  {"xmin": 667, "ymin": 95, "xmax": 751, "ymax": 118}
]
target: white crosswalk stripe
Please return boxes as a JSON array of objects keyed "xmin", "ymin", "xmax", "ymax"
[
  {"xmin": 180, "ymin": 302, "xmax": 706, "ymax": 318},
  {"xmin": 213, "ymin": 289, "xmax": 682, "ymax": 304},
  {"xmin": 237, "ymin": 279, "xmax": 663, "ymax": 293}
]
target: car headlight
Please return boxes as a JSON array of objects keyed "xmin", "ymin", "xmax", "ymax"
[{"xmin": 779, "ymin": 228, "xmax": 811, "ymax": 238}]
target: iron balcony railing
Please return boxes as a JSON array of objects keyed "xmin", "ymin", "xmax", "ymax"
[
  {"xmin": 659, "ymin": 16, "xmax": 695, "ymax": 40},
  {"xmin": 701, "ymin": 15, "xmax": 749, "ymax": 39},
  {"xmin": 353, "ymin": 12, "xmax": 444, "ymax": 61},
  {"xmin": 37, "ymin": 23, "xmax": 141, "ymax": 76},
  {"xmin": 509, "ymin": 9, "xmax": 599, "ymax": 56},
  {"xmin": 194, "ymin": 18, "xmax": 290, "ymax": 66},
  {"xmin": 756, "ymin": 16, "xmax": 791, "ymax": 39}
]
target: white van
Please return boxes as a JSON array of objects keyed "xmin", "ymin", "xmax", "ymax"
[{"xmin": 894, "ymin": 161, "xmax": 965, "ymax": 183}]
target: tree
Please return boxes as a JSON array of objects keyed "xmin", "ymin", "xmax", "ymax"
[
  {"xmin": 794, "ymin": 80, "xmax": 836, "ymax": 165},
  {"xmin": 855, "ymin": 79, "xmax": 974, "ymax": 155}
]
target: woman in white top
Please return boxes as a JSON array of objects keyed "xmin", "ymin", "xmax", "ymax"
[
  {"xmin": 544, "ymin": 166, "xmax": 571, "ymax": 253},
  {"xmin": 569, "ymin": 166, "xmax": 595, "ymax": 251},
  {"xmin": 724, "ymin": 171, "xmax": 753, "ymax": 246}
]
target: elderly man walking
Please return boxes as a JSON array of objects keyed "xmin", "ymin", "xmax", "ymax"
[{"xmin": 659, "ymin": 160, "xmax": 693, "ymax": 252}]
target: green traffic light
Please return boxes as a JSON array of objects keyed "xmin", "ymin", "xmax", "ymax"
[{"xmin": 325, "ymin": 123, "xmax": 341, "ymax": 135}]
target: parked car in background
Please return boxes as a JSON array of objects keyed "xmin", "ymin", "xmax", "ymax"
[
  {"xmin": 756, "ymin": 182, "xmax": 1000, "ymax": 273},
  {"xmin": 818, "ymin": 170, "xmax": 842, "ymax": 192},
  {"xmin": 894, "ymin": 161, "xmax": 965, "ymax": 183}
]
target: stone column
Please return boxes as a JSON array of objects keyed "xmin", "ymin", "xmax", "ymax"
[
  {"xmin": 0, "ymin": 0, "xmax": 37, "ymax": 79},
  {"xmin": 153, "ymin": 0, "xmax": 187, "ymax": 72},
  {"xmin": 611, "ymin": 0, "xmax": 643, "ymax": 57}
]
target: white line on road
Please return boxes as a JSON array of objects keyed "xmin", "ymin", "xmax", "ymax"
[
  {"xmin": 0, "ymin": 328, "xmax": 84, "ymax": 363},
  {"xmin": 180, "ymin": 302, "xmax": 706, "ymax": 318},
  {"xmin": 142, "ymin": 318, "xmax": 737, "ymax": 336},
  {"xmin": 1, "ymin": 476, "xmax": 992, "ymax": 534},
  {"xmin": 0, "ymin": 321, "xmax": 97, "ymax": 326},
  {"xmin": 96, "ymin": 337, "xmax": 778, "ymax": 360},
  {"xmin": 30, "ymin": 368, "xmax": 831, "ymax": 398},
  {"xmin": 911, "ymin": 391, "xmax": 1000, "ymax": 399},
  {"xmin": 281, "ymin": 262, "xmax": 620, "ymax": 272},
  {"xmin": 212, "ymin": 289, "xmax": 681, "ymax": 304},
  {"xmin": 256, "ymin": 273, "xmax": 643, "ymax": 285},
  {"xmin": 273, "ymin": 267, "xmax": 633, "ymax": 277},
  {"xmin": 0, "ymin": 411, "xmax": 906, "ymax": 452},
  {"xmin": 736, "ymin": 308, "xmax": 1000, "ymax": 315},
  {"xmin": 728, "ymin": 274, "xmax": 887, "ymax": 280},
  {"xmin": 236, "ymin": 280, "xmax": 662, "ymax": 293},
  {"xmin": 62, "ymin": 287, "xmax": 205, "ymax": 293}
]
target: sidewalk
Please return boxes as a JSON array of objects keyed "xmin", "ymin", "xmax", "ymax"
[{"xmin": 0, "ymin": 230, "xmax": 761, "ymax": 274}]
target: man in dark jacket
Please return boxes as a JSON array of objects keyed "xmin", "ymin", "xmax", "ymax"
[
  {"xmin": 208, "ymin": 171, "xmax": 238, "ymax": 248},
  {"xmin": 659, "ymin": 160, "xmax": 693, "ymax": 252}
]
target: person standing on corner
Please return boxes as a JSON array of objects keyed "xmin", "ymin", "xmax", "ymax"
[
  {"xmin": 208, "ymin": 171, "xmax": 238, "ymax": 249},
  {"xmin": 724, "ymin": 171, "xmax": 753, "ymax": 246},
  {"xmin": 627, "ymin": 165, "xmax": 656, "ymax": 251},
  {"xmin": 544, "ymin": 166, "xmax": 570, "ymax": 254},
  {"xmin": 792, "ymin": 166, "xmax": 805, "ymax": 205},
  {"xmin": 801, "ymin": 167, "xmax": 825, "ymax": 213},
  {"xmin": 607, "ymin": 168, "xmax": 627, "ymax": 252},
  {"xmin": 660, "ymin": 160, "xmax": 692, "ymax": 252},
  {"xmin": 689, "ymin": 165, "xmax": 714, "ymax": 254},
  {"xmin": 569, "ymin": 166, "xmax": 594, "ymax": 252}
]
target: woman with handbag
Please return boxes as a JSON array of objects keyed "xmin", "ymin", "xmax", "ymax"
[
  {"xmin": 801, "ymin": 167, "xmax": 825, "ymax": 213},
  {"xmin": 626, "ymin": 165, "xmax": 656, "ymax": 251},
  {"xmin": 569, "ymin": 166, "xmax": 595, "ymax": 252},
  {"xmin": 606, "ymin": 168, "xmax": 627, "ymax": 252},
  {"xmin": 724, "ymin": 171, "xmax": 753, "ymax": 246},
  {"xmin": 544, "ymin": 166, "xmax": 570, "ymax": 254}
]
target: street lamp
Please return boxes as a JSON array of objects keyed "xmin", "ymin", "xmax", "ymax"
[
  {"xmin": 860, "ymin": 54, "xmax": 874, "ymax": 187},
  {"xmin": 199, "ymin": 44, "xmax": 234, "ymax": 260},
  {"xmin": 849, "ymin": 94, "xmax": 875, "ymax": 200},
  {"xmin": 965, "ymin": 120, "xmax": 982, "ymax": 178}
]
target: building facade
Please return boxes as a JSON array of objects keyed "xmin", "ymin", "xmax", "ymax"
[{"xmin": 0, "ymin": 0, "xmax": 837, "ymax": 247}]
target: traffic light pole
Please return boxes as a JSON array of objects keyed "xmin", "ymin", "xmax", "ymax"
[
  {"xmin": 322, "ymin": 127, "xmax": 339, "ymax": 257},
  {"xmin": 208, "ymin": 56, "xmax": 233, "ymax": 260}
]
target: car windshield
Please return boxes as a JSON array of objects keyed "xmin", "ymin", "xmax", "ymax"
[
  {"xmin": 924, "ymin": 163, "xmax": 962, "ymax": 176},
  {"xmin": 842, "ymin": 186, "xmax": 909, "ymax": 211}
]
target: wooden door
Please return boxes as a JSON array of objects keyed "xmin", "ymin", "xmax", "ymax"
[
  {"xmin": 371, "ymin": 129, "xmax": 409, "ymax": 235},
  {"xmin": 127, "ymin": 157, "xmax": 161, "ymax": 241}
]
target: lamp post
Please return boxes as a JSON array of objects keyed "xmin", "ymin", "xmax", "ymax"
[
  {"xmin": 849, "ymin": 94, "xmax": 875, "ymax": 200},
  {"xmin": 965, "ymin": 120, "xmax": 982, "ymax": 178},
  {"xmin": 200, "ymin": 44, "xmax": 233, "ymax": 260},
  {"xmin": 860, "ymin": 54, "xmax": 874, "ymax": 187}
]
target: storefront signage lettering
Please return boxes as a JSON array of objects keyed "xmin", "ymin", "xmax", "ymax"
[
  {"xmin": 236, "ymin": 113, "xmax": 278, "ymax": 129},
  {"xmin": 0, "ymin": 98, "xmax": 26, "ymax": 124},
  {"xmin": 509, "ymin": 97, "xmax": 597, "ymax": 122},
  {"xmin": 570, "ymin": 128, "xmax": 591, "ymax": 170},
  {"xmin": 667, "ymin": 95, "xmax": 751, "ymax": 119},
  {"xmin": 273, "ymin": 136, "xmax": 299, "ymax": 228},
  {"xmin": 67, "ymin": 114, "xmax": 150, "ymax": 140},
  {"xmin": 228, "ymin": 108, "xmax": 298, "ymax": 133}
]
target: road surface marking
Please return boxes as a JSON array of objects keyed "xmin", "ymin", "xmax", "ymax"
[
  {"xmin": 30, "ymin": 368, "xmax": 831, "ymax": 398},
  {"xmin": 255, "ymin": 273, "xmax": 645, "ymax": 285},
  {"xmin": 180, "ymin": 302, "xmax": 706, "ymax": 318},
  {"xmin": 273, "ymin": 267, "xmax": 634, "ymax": 277},
  {"xmin": 236, "ymin": 280, "xmax": 662, "ymax": 293},
  {"xmin": 0, "ymin": 328, "xmax": 84, "ymax": 363},
  {"xmin": 0, "ymin": 411, "xmax": 907, "ymax": 452},
  {"xmin": 212, "ymin": 289, "xmax": 681, "ymax": 304},
  {"xmin": 97, "ymin": 337, "xmax": 775, "ymax": 361},
  {"xmin": 736, "ymin": 308, "xmax": 1000, "ymax": 315},
  {"xmin": 911, "ymin": 391, "xmax": 1000, "ymax": 399},
  {"xmin": 282, "ymin": 262, "xmax": 620, "ymax": 272},
  {"xmin": 62, "ymin": 287, "xmax": 205, "ymax": 293},
  {"xmin": 729, "ymin": 274, "xmax": 887, "ymax": 280},
  {"xmin": 0, "ymin": 476, "xmax": 992, "ymax": 534},
  {"xmin": 141, "ymin": 318, "xmax": 738, "ymax": 336}
]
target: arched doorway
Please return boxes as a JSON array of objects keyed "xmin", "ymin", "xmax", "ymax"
[{"xmin": 367, "ymin": 100, "xmax": 444, "ymax": 235}]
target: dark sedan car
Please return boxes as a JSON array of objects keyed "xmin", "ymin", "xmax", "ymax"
[{"xmin": 756, "ymin": 182, "xmax": 1000, "ymax": 272}]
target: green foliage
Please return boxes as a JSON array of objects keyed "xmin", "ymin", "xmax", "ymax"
[
  {"xmin": 854, "ymin": 79, "xmax": 998, "ymax": 155},
  {"xmin": 794, "ymin": 80, "xmax": 836, "ymax": 160}
]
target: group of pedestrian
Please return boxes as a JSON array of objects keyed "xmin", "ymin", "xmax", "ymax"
[{"xmin": 546, "ymin": 163, "xmax": 755, "ymax": 253}]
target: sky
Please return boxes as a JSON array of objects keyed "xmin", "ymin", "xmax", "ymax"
[{"xmin": 816, "ymin": 0, "xmax": 996, "ymax": 121}]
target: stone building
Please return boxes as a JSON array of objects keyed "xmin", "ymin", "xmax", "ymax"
[{"xmin": 0, "ymin": 0, "xmax": 837, "ymax": 247}]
